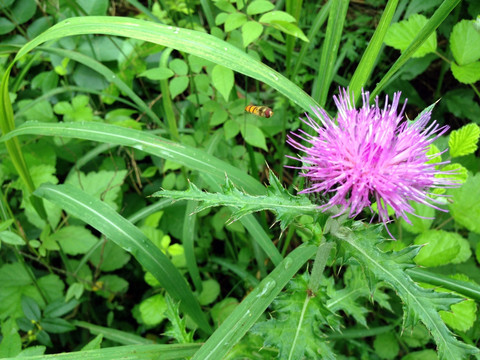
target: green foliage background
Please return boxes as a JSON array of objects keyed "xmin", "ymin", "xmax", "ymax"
[{"xmin": 0, "ymin": 0, "xmax": 479, "ymax": 359}]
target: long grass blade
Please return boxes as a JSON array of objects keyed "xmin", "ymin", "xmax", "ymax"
[{"xmin": 34, "ymin": 183, "xmax": 212, "ymax": 333}]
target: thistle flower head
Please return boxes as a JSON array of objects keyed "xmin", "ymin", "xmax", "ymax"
[{"xmin": 287, "ymin": 88, "xmax": 456, "ymax": 231}]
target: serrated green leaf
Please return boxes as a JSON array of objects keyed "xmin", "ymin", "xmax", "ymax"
[
  {"xmin": 212, "ymin": 64, "xmax": 234, "ymax": 101},
  {"xmin": 440, "ymin": 299, "xmax": 476, "ymax": 332},
  {"xmin": 384, "ymin": 14, "xmax": 437, "ymax": 58},
  {"xmin": 242, "ymin": 21, "xmax": 263, "ymax": 47},
  {"xmin": 246, "ymin": 0, "xmax": 275, "ymax": 15},
  {"xmin": 335, "ymin": 225, "xmax": 478, "ymax": 360},
  {"xmin": 224, "ymin": 12, "xmax": 247, "ymax": 32},
  {"xmin": 139, "ymin": 293, "xmax": 168, "ymax": 326},
  {"xmin": 414, "ymin": 230, "xmax": 470, "ymax": 267},
  {"xmin": 151, "ymin": 173, "xmax": 317, "ymax": 231},
  {"xmin": 450, "ymin": 19, "xmax": 480, "ymax": 65},
  {"xmin": 50, "ymin": 226, "xmax": 99, "ymax": 255},
  {"xmin": 451, "ymin": 61, "xmax": 480, "ymax": 84},
  {"xmin": 449, "ymin": 173, "xmax": 480, "ymax": 233}
]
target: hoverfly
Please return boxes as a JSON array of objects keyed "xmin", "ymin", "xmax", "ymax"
[{"xmin": 245, "ymin": 105, "xmax": 274, "ymax": 118}]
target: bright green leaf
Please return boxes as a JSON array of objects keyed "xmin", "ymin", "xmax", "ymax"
[
  {"xmin": 449, "ymin": 123, "xmax": 480, "ymax": 157},
  {"xmin": 198, "ymin": 279, "xmax": 221, "ymax": 305},
  {"xmin": 414, "ymin": 230, "xmax": 469, "ymax": 267},
  {"xmin": 240, "ymin": 123, "xmax": 267, "ymax": 150},
  {"xmin": 246, "ymin": 0, "xmax": 275, "ymax": 15},
  {"xmin": 0, "ymin": 231, "xmax": 25, "ymax": 246},
  {"xmin": 242, "ymin": 21, "xmax": 263, "ymax": 47},
  {"xmin": 169, "ymin": 76, "xmax": 190, "ymax": 98},
  {"xmin": 212, "ymin": 65, "xmax": 234, "ymax": 101},
  {"xmin": 224, "ymin": 12, "xmax": 247, "ymax": 32},
  {"xmin": 451, "ymin": 61, "xmax": 480, "ymax": 84},
  {"xmin": 450, "ymin": 19, "xmax": 480, "ymax": 65},
  {"xmin": 374, "ymin": 332, "xmax": 399, "ymax": 360},
  {"xmin": 384, "ymin": 14, "xmax": 437, "ymax": 58},
  {"xmin": 440, "ymin": 299, "xmax": 477, "ymax": 332},
  {"xmin": 169, "ymin": 59, "xmax": 189, "ymax": 76},
  {"xmin": 270, "ymin": 21, "xmax": 309, "ymax": 42},
  {"xmin": 50, "ymin": 226, "xmax": 99, "ymax": 255},
  {"xmin": 449, "ymin": 173, "xmax": 480, "ymax": 233},
  {"xmin": 259, "ymin": 11, "xmax": 296, "ymax": 24},
  {"xmin": 139, "ymin": 67, "xmax": 175, "ymax": 80},
  {"xmin": 139, "ymin": 294, "xmax": 168, "ymax": 326}
]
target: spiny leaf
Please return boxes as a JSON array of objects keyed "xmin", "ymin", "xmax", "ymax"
[
  {"xmin": 333, "ymin": 224, "xmax": 478, "ymax": 360},
  {"xmin": 151, "ymin": 172, "xmax": 318, "ymax": 230}
]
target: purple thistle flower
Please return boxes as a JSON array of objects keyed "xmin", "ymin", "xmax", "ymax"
[{"xmin": 287, "ymin": 88, "xmax": 457, "ymax": 232}]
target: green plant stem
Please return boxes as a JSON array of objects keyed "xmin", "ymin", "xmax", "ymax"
[{"xmin": 159, "ymin": 48, "xmax": 180, "ymax": 141}]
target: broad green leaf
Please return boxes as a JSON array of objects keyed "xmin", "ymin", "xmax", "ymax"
[
  {"xmin": 440, "ymin": 299, "xmax": 476, "ymax": 332},
  {"xmin": 0, "ymin": 318, "xmax": 21, "ymax": 358},
  {"xmin": 373, "ymin": 332, "xmax": 399, "ymax": 359},
  {"xmin": 169, "ymin": 59, "xmax": 189, "ymax": 76},
  {"xmin": 50, "ymin": 226, "xmax": 98, "ymax": 255},
  {"xmin": 450, "ymin": 19, "xmax": 480, "ymax": 65},
  {"xmin": 211, "ymin": 297, "xmax": 239, "ymax": 325},
  {"xmin": 240, "ymin": 123, "xmax": 267, "ymax": 150},
  {"xmin": 0, "ymin": 18, "xmax": 15, "ymax": 35},
  {"xmin": 449, "ymin": 173, "xmax": 480, "ymax": 233},
  {"xmin": 401, "ymin": 349, "xmax": 438, "ymax": 360},
  {"xmin": 444, "ymin": 88, "xmax": 480, "ymax": 123},
  {"xmin": 414, "ymin": 230, "xmax": 470, "ymax": 267},
  {"xmin": 21, "ymin": 296, "xmax": 41, "ymax": 322},
  {"xmin": 224, "ymin": 12, "xmax": 247, "ymax": 32},
  {"xmin": 40, "ymin": 318, "xmax": 75, "ymax": 334},
  {"xmin": 90, "ymin": 240, "xmax": 131, "ymax": 272},
  {"xmin": 139, "ymin": 67, "xmax": 174, "ymax": 80},
  {"xmin": 214, "ymin": 0, "xmax": 236, "ymax": 13},
  {"xmin": 9, "ymin": 0, "xmax": 36, "ymax": 25},
  {"xmin": 384, "ymin": 14, "xmax": 437, "ymax": 58},
  {"xmin": 450, "ymin": 61, "xmax": 480, "ymax": 84},
  {"xmin": 400, "ymin": 202, "xmax": 434, "ymax": 234},
  {"xmin": 0, "ymin": 230, "xmax": 25, "ymax": 245},
  {"xmin": 270, "ymin": 20, "xmax": 308, "ymax": 42},
  {"xmin": 34, "ymin": 183, "xmax": 211, "ymax": 333},
  {"xmin": 139, "ymin": 294, "xmax": 168, "ymax": 326},
  {"xmin": 259, "ymin": 11, "xmax": 296, "ymax": 23},
  {"xmin": 448, "ymin": 123, "xmax": 480, "ymax": 157},
  {"xmin": 242, "ymin": 21, "xmax": 263, "ymax": 47},
  {"xmin": 198, "ymin": 279, "xmax": 220, "ymax": 305},
  {"xmin": 76, "ymin": 0, "xmax": 109, "ymax": 15},
  {"xmin": 169, "ymin": 76, "xmax": 189, "ymax": 98},
  {"xmin": 212, "ymin": 65, "xmax": 234, "ymax": 101},
  {"xmin": 97, "ymin": 275, "xmax": 129, "ymax": 298},
  {"xmin": 246, "ymin": 0, "xmax": 275, "ymax": 15},
  {"xmin": 224, "ymin": 119, "xmax": 240, "ymax": 139}
]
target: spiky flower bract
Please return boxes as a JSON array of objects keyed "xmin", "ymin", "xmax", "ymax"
[{"xmin": 287, "ymin": 88, "xmax": 457, "ymax": 231}]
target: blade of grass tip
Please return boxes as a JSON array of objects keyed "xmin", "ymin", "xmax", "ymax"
[
  {"xmin": 291, "ymin": 1, "xmax": 331, "ymax": 79},
  {"xmin": 312, "ymin": 0, "xmax": 349, "ymax": 107},
  {"xmin": 192, "ymin": 244, "xmax": 317, "ymax": 360},
  {"xmin": 34, "ymin": 183, "xmax": 212, "ymax": 333},
  {"xmin": 159, "ymin": 48, "xmax": 180, "ymax": 141},
  {"xmin": 38, "ymin": 46, "xmax": 164, "ymax": 127},
  {"xmin": 12, "ymin": 16, "xmax": 318, "ymax": 112},
  {"xmin": 371, "ymin": 0, "xmax": 461, "ymax": 99},
  {"xmin": 348, "ymin": 0, "xmax": 399, "ymax": 103}
]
